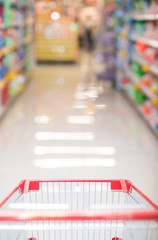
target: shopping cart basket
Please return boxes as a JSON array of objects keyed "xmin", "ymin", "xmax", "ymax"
[{"xmin": 0, "ymin": 179, "xmax": 158, "ymax": 240}]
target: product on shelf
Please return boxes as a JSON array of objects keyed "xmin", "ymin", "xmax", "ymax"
[
  {"xmin": 117, "ymin": 0, "xmax": 158, "ymax": 134},
  {"xmin": 94, "ymin": 0, "xmax": 128, "ymax": 86},
  {"xmin": 0, "ymin": 0, "xmax": 34, "ymax": 117}
]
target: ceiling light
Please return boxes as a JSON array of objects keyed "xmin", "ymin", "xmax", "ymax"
[{"xmin": 51, "ymin": 11, "xmax": 60, "ymax": 21}]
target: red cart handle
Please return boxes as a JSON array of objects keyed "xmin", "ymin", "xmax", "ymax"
[{"xmin": 0, "ymin": 210, "xmax": 158, "ymax": 222}]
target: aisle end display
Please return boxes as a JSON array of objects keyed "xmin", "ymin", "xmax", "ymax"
[{"xmin": 35, "ymin": 2, "xmax": 79, "ymax": 62}]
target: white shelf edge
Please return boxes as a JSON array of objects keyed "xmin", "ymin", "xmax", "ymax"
[
  {"xmin": 130, "ymin": 34, "xmax": 158, "ymax": 49},
  {"xmin": 133, "ymin": 14, "xmax": 158, "ymax": 21}
]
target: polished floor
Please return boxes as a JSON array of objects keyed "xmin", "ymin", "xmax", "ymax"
[{"xmin": 0, "ymin": 52, "xmax": 158, "ymax": 205}]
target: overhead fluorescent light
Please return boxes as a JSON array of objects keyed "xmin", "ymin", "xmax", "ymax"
[
  {"xmin": 33, "ymin": 158, "xmax": 116, "ymax": 168},
  {"xmin": 34, "ymin": 132, "xmax": 95, "ymax": 141}
]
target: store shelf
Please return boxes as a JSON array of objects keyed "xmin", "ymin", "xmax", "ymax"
[
  {"xmin": 118, "ymin": 1, "xmax": 158, "ymax": 138},
  {"xmin": 0, "ymin": 21, "xmax": 34, "ymax": 30},
  {"xmin": 0, "ymin": 56, "xmax": 29, "ymax": 87},
  {"xmin": 122, "ymin": 87, "xmax": 158, "ymax": 137},
  {"xmin": 10, "ymin": 1, "xmax": 33, "ymax": 9},
  {"xmin": 0, "ymin": 23, "xmax": 22, "ymax": 29},
  {"xmin": 0, "ymin": 36, "xmax": 33, "ymax": 58},
  {"xmin": 0, "ymin": 0, "xmax": 34, "ymax": 119},
  {"xmin": 125, "ymin": 66, "xmax": 156, "ymax": 100},
  {"xmin": 132, "ymin": 14, "xmax": 158, "ymax": 21},
  {"xmin": 13, "ymin": 58, "xmax": 27, "ymax": 72},
  {"xmin": 132, "ymin": 53, "xmax": 158, "ymax": 76},
  {"xmin": 0, "ymin": 77, "xmax": 31, "ymax": 120},
  {"xmin": 130, "ymin": 34, "xmax": 158, "ymax": 49}
]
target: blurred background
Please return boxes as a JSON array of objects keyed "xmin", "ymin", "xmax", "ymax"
[{"xmin": 0, "ymin": 0, "xmax": 158, "ymax": 205}]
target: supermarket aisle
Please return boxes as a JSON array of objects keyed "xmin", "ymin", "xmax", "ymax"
[{"xmin": 0, "ymin": 52, "xmax": 158, "ymax": 205}]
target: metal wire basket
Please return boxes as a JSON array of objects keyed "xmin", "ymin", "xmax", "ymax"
[{"xmin": 0, "ymin": 179, "xmax": 158, "ymax": 240}]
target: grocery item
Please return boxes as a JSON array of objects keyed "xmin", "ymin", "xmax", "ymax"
[
  {"xmin": 0, "ymin": 0, "xmax": 34, "ymax": 117},
  {"xmin": 118, "ymin": 0, "xmax": 158, "ymax": 133}
]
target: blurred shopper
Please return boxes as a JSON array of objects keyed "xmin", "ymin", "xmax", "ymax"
[
  {"xmin": 78, "ymin": 22, "xmax": 85, "ymax": 48},
  {"xmin": 84, "ymin": 17, "xmax": 94, "ymax": 51},
  {"xmin": 85, "ymin": 26, "xmax": 94, "ymax": 51}
]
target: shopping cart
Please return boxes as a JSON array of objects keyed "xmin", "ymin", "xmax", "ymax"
[{"xmin": 0, "ymin": 179, "xmax": 158, "ymax": 240}]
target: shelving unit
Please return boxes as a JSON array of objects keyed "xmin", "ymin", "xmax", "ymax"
[
  {"xmin": 95, "ymin": 1, "xmax": 116, "ymax": 85},
  {"xmin": 130, "ymin": 34, "xmax": 158, "ymax": 49},
  {"xmin": 117, "ymin": 0, "xmax": 158, "ymax": 135},
  {"xmin": 95, "ymin": 0, "xmax": 129, "ymax": 87},
  {"xmin": 0, "ymin": 0, "xmax": 35, "ymax": 118}
]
